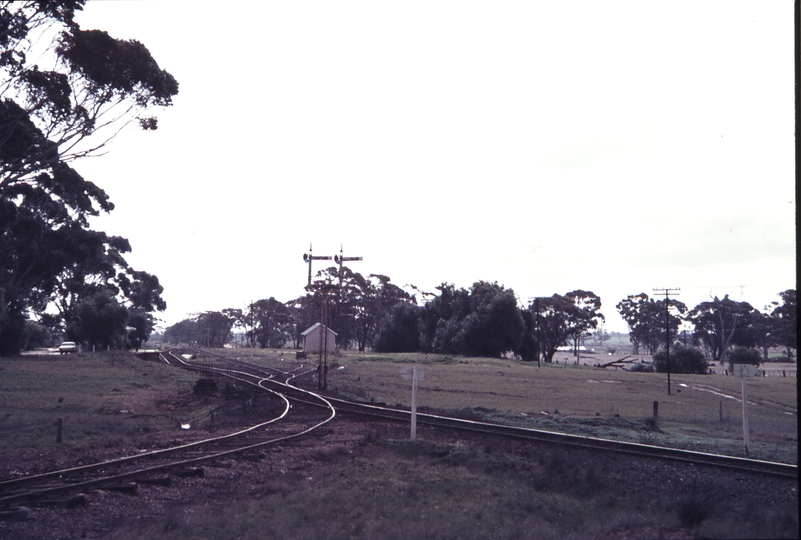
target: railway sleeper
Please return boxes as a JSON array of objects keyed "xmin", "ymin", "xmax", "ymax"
[
  {"xmin": 207, "ymin": 460, "xmax": 233, "ymax": 468},
  {"xmin": 171, "ymin": 468, "xmax": 204, "ymax": 478},
  {"xmin": 0, "ymin": 506, "xmax": 31, "ymax": 521},
  {"xmin": 137, "ymin": 476, "xmax": 172, "ymax": 487},
  {"xmin": 105, "ymin": 483, "xmax": 138, "ymax": 495},
  {"xmin": 39, "ymin": 493, "xmax": 89, "ymax": 508}
]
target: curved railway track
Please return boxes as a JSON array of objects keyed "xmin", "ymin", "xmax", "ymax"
[
  {"xmin": 205, "ymin": 351, "xmax": 797, "ymax": 480},
  {"xmin": 1, "ymin": 348, "xmax": 795, "ymax": 511},
  {"xmin": 0, "ymin": 349, "xmax": 334, "ymax": 509},
  {"xmin": 173, "ymin": 349, "xmax": 799, "ymax": 480}
]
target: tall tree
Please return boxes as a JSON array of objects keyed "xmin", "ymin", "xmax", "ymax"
[
  {"xmin": 163, "ymin": 318, "xmax": 199, "ymax": 345},
  {"xmin": 687, "ymin": 296, "xmax": 756, "ymax": 363},
  {"xmin": 67, "ymin": 289, "xmax": 129, "ymax": 350},
  {"xmin": 419, "ymin": 283, "xmax": 470, "ymax": 354},
  {"xmin": 373, "ymin": 302, "xmax": 421, "ymax": 353},
  {"xmin": 248, "ymin": 298, "xmax": 291, "ymax": 348},
  {"xmin": 616, "ymin": 293, "xmax": 687, "ymax": 354},
  {"xmin": 349, "ymin": 273, "xmax": 412, "ymax": 352},
  {"xmin": 770, "ymin": 289, "xmax": 796, "ymax": 359},
  {"xmin": 421, "ymin": 282, "xmax": 523, "ymax": 357},
  {"xmin": 532, "ymin": 294, "xmax": 578, "ymax": 363},
  {"xmin": 195, "ymin": 311, "xmax": 236, "ymax": 348},
  {"xmin": 0, "ymin": 1, "xmax": 177, "ymax": 354},
  {"xmin": 565, "ymin": 290, "xmax": 605, "ymax": 355},
  {"xmin": 452, "ymin": 281, "xmax": 523, "ymax": 358},
  {"xmin": 528, "ymin": 291, "xmax": 603, "ymax": 363}
]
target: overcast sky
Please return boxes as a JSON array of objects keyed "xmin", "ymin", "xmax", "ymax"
[{"xmin": 74, "ymin": 1, "xmax": 796, "ymax": 333}]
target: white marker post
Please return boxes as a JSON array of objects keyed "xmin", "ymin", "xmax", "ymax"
[
  {"xmin": 734, "ymin": 363, "xmax": 758, "ymax": 456},
  {"xmin": 400, "ymin": 366, "xmax": 425, "ymax": 440}
]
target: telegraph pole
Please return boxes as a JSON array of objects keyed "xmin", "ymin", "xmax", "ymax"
[
  {"xmin": 528, "ymin": 297, "xmax": 543, "ymax": 367},
  {"xmin": 653, "ymin": 287, "xmax": 680, "ymax": 395},
  {"xmin": 332, "ymin": 245, "xmax": 362, "ymax": 356},
  {"xmin": 303, "ymin": 244, "xmax": 334, "ymax": 389},
  {"xmin": 313, "ymin": 278, "xmax": 337, "ymax": 390},
  {"xmin": 302, "ymin": 244, "xmax": 363, "ymax": 390}
]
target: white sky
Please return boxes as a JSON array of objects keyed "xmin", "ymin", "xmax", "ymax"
[{"xmin": 74, "ymin": 1, "xmax": 796, "ymax": 333}]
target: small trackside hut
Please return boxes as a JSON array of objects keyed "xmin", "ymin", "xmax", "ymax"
[{"xmin": 300, "ymin": 322, "xmax": 337, "ymax": 354}]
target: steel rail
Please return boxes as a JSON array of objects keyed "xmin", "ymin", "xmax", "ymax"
[
  {"xmin": 177, "ymin": 352, "xmax": 797, "ymax": 479},
  {"xmin": 328, "ymin": 397, "xmax": 797, "ymax": 478},
  {"xmin": 0, "ymin": 350, "xmax": 335, "ymax": 508}
]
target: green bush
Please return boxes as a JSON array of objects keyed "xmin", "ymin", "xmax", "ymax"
[
  {"xmin": 725, "ymin": 346, "xmax": 762, "ymax": 372},
  {"xmin": 652, "ymin": 344, "xmax": 708, "ymax": 374},
  {"xmin": 629, "ymin": 362, "xmax": 653, "ymax": 373}
]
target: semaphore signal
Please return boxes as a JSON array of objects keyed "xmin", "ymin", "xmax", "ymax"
[
  {"xmin": 301, "ymin": 244, "xmax": 363, "ymax": 390},
  {"xmin": 333, "ymin": 244, "xmax": 362, "ymax": 287},
  {"xmin": 303, "ymin": 243, "xmax": 332, "ymax": 287}
]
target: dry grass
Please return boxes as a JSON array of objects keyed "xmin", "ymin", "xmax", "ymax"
[
  {"xmin": 103, "ymin": 434, "xmax": 798, "ymax": 540},
  {"xmin": 0, "ymin": 351, "xmax": 205, "ymax": 455},
  {"xmin": 205, "ymin": 347, "xmax": 798, "ymax": 463},
  {"xmin": 0, "ymin": 348, "xmax": 796, "ymax": 540},
  {"xmin": 317, "ymin": 351, "xmax": 798, "ymax": 463}
]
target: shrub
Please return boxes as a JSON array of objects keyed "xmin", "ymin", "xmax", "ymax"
[
  {"xmin": 629, "ymin": 362, "xmax": 652, "ymax": 373},
  {"xmin": 373, "ymin": 303, "xmax": 421, "ymax": 353},
  {"xmin": 670, "ymin": 481, "xmax": 716, "ymax": 528},
  {"xmin": 652, "ymin": 344, "xmax": 707, "ymax": 374},
  {"xmin": 725, "ymin": 346, "xmax": 762, "ymax": 372}
]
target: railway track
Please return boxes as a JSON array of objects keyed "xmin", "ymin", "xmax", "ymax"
[
  {"xmin": 0, "ymin": 349, "xmax": 334, "ymax": 509},
  {"xmin": 2, "ymin": 348, "xmax": 795, "ymax": 511},
  {"xmin": 206, "ymin": 351, "xmax": 798, "ymax": 480}
]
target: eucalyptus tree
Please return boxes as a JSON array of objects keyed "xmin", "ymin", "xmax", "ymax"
[
  {"xmin": 248, "ymin": 298, "xmax": 291, "ymax": 348},
  {"xmin": 529, "ymin": 290, "xmax": 604, "ymax": 363},
  {"xmin": 687, "ymin": 296, "xmax": 757, "ymax": 363},
  {"xmin": 770, "ymin": 289, "xmax": 796, "ymax": 358},
  {"xmin": 0, "ymin": 1, "xmax": 177, "ymax": 353},
  {"xmin": 616, "ymin": 293, "xmax": 687, "ymax": 354}
]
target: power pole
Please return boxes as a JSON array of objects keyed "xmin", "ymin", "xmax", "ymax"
[
  {"xmin": 333, "ymin": 245, "xmax": 362, "ymax": 353},
  {"xmin": 303, "ymin": 244, "xmax": 333, "ymax": 389},
  {"xmin": 527, "ymin": 297, "xmax": 543, "ymax": 367},
  {"xmin": 653, "ymin": 287, "xmax": 680, "ymax": 395},
  {"xmin": 312, "ymin": 278, "xmax": 338, "ymax": 390}
]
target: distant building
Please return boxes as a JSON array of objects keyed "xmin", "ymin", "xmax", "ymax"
[{"xmin": 301, "ymin": 323, "xmax": 337, "ymax": 354}]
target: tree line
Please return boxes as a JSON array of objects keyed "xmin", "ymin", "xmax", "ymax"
[
  {"xmin": 165, "ymin": 270, "xmax": 796, "ymax": 375},
  {"xmin": 0, "ymin": 2, "xmax": 177, "ymax": 354}
]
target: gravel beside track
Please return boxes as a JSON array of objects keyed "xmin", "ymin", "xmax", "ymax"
[{"xmin": 0, "ymin": 415, "xmax": 797, "ymax": 540}]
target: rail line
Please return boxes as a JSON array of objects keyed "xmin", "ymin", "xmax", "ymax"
[
  {"xmin": 2, "ymin": 348, "xmax": 795, "ymax": 511},
  {"xmin": 208, "ymin": 352, "xmax": 797, "ymax": 480},
  {"xmin": 0, "ymin": 349, "xmax": 334, "ymax": 509},
  {"xmin": 181, "ymin": 350, "xmax": 797, "ymax": 479}
]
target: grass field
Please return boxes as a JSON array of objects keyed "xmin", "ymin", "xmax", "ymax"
[
  {"xmin": 249, "ymin": 349, "xmax": 797, "ymax": 464},
  {"xmin": 0, "ymin": 350, "xmax": 797, "ymax": 539},
  {"xmin": 0, "ymin": 351, "xmax": 204, "ymax": 455}
]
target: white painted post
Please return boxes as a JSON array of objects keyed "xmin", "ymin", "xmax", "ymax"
[
  {"xmin": 400, "ymin": 366, "xmax": 424, "ymax": 440},
  {"xmin": 734, "ymin": 364, "xmax": 757, "ymax": 456},
  {"xmin": 411, "ymin": 367, "xmax": 418, "ymax": 440},
  {"xmin": 742, "ymin": 375, "xmax": 749, "ymax": 456}
]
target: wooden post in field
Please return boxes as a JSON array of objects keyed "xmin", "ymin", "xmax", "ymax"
[
  {"xmin": 734, "ymin": 364, "xmax": 758, "ymax": 456},
  {"xmin": 56, "ymin": 417, "xmax": 63, "ymax": 443},
  {"xmin": 742, "ymin": 375, "xmax": 749, "ymax": 455},
  {"xmin": 652, "ymin": 401, "xmax": 658, "ymax": 419},
  {"xmin": 400, "ymin": 367, "xmax": 424, "ymax": 440}
]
